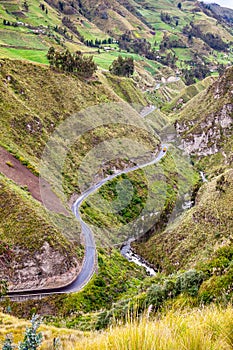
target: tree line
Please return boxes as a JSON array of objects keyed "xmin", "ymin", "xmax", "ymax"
[
  {"xmin": 47, "ymin": 47, "xmax": 97, "ymax": 78},
  {"xmin": 47, "ymin": 47, "xmax": 134, "ymax": 78}
]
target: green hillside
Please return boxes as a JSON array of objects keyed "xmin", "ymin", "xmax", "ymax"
[
  {"xmin": 0, "ymin": 173, "xmax": 82, "ymax": 291},
  {"xmin": 175, "ymin": 65, "xmax": 233, "ymax": 176},
  {"xmin": 0, "ymin": 58, "xmax": 153, "ymax": 291},
  {"xmin": 0, "ymin": 0, "xmax": 232, "ymax": 79},
  {"xmin": 134, "ymin": 169, "xmax": 233, "ymax": 272},
  {"xmin": 0, "ymin": 0, "xmax": 233, "ymax": 346},
  {"xmin": 126, "ymin": 65, "xmax": 233, "ymax": 311}
]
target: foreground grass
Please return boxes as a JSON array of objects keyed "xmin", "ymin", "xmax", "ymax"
[{"xmin": 1, "ymin": 305, "xmax": 233, "ymax": 349}]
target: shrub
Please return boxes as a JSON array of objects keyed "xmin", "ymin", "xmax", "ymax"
[
  {"xmin": 176, "ymin": 270, "xmax": 205, "ymax": 296},
  {"xmin": 147, "ymin": 284, "xmax": 166, "ymax": 307},
  {"xmin": 18, "ymin": 315, "xmax": 42, "ymax": 350},
  {"xmin": 199, "ymin": 266, "xmax": 233, "ymax": 304},
  {"xmin": 2, "ymin": 315, "xmax": 42, "ymax": 350}
]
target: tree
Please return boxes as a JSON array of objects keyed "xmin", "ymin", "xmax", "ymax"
[
  {"xmin": 109, "ymin": 56, "xmax": 134, "ymax": 77},
  {"xmin": 177, "ymin": 2, "xmax": 182, "ymax": 10},
  {"xmin": 23, "ymin": 1, "xmax": 29, "ymax": 11},
  {"xmin": 47, "ymin": 47, "xmax": 97, "ymax": 78}
]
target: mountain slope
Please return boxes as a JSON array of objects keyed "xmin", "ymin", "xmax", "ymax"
[
  {"xmin": 0, "ymin": 173, "xmax": 81, "ymax": 291},
  {"xmin": 134, "ymin": 168, "xmax": 233, "ymax": 273},
  {"xmin": 0, "ymin": 0, "xmax": 232, "ymax": 77},
  {"xmin": 0, "ymin": 58, "xmax": 151, "ymax": 291},
  {"xmin": 132, "ymin": 66, "xmax": 233, "ymax": 274},
  {"xmin": 74, "ymin": 0, "xmax": 152, "ymax": 38},
  {"xmin": 175, "ymin": 66, "xmax": 233, "ymax": 175}
]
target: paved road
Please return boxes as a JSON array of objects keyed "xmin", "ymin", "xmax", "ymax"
[
  {"xmin": 140, "ymin": 105, "xmax": 156, "ymax": 117},
  {"xmin": 7, "ymin": 142, "xmax": 168, "ymax": 299},
  {"xmin": 155, "ymin": 77, "xmax": 180, "ymax": 90}
]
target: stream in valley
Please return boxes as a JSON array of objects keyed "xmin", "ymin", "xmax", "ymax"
[{"xmin": 120, "ymin": 171, "xmax": 208, "ymax": 276}]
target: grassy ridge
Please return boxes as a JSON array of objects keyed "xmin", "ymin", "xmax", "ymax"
[
  {"xmin": 0, "ymin": 59, "xmax": 150, "ymax": 169},
  {"xmin": 162, "ymin": 75, "xmax": 216, "ymax": 113}
]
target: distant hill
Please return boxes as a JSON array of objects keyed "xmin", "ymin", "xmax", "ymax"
[
  {"xmin": 200, "ymin": 2, "xmax": 233, "ymax": 24},
  {"xmin": 0, "ymin": 0, "xmax": 232, "ymax": 79}
]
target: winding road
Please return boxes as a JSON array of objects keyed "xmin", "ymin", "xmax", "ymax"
[{"xmin": 6, "ymin": 108, "xmax": 168, "ymax": 300}]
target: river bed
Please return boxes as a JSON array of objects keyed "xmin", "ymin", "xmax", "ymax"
[{"xmin": 121, "ymin": 171, "xmax": 208, "ymax": 275}]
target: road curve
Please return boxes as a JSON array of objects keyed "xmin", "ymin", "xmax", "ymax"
[{"xmin": 6, "ymin": 105, "xmax": 168, "ymax": 299}]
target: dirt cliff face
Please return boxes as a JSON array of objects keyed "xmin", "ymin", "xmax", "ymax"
[
  {"xmin": 1, "ymin": 242, "xmax": 80, "ymax": 291},
  {"xmin": 0, "ymin": 174, "xmax": 81, "ymax": 292}
]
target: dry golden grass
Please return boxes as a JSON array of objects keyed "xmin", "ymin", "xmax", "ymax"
[{"xmin": 1, "ymin": 305, "xmax": 233, "ymax": 349}]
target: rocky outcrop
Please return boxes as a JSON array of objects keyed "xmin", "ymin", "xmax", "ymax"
[
  {"xmin": 176, "ymin": 104, "xmax": 232, "ymax": 156},
  {"xmin": 0, "ymin": 242, "xmax": 80, "ymax": 292},
  {"xmin": 175, "ymin": 66, "xmax": 233, "ymax": 159}
]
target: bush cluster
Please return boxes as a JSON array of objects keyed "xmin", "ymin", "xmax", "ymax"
[{"xmin": 47, "ymin": 47, "xmax": 97, "ymax": 79}]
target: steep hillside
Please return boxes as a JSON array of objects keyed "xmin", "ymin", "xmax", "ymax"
[
  {"xmin": 134, "ymin": 169, "xmax": 233, "ymax": 273},
  {"xmin": 0, "ymin": 59, "xmax": 147, "ymax": 168},
  {"xmin": 175, "ymin": 66, "xmax": 233, "ymax": 176},
  {"xmin": 131, "ymin": 0, "xmax": 233, "ymax": 72},
  {"xmin": 132, "ymin": 66, "xmax": 233, "ymax": 277},
  {"xmin": 162, "ymin": 75, "xmax": 216, "ymax": 113},
  {"xmin": 0, "ymin": 58, "xmax": 153, "ymax": 291},
  {"xmin": 0, "ymin": 173, "xmax": 81, "ymax": 291},
  {"xmin": 0, "ymin": 0, "xmax": 232, "ymax": 78},
  {"xmin": 71, "ymin": 0, "xmax": 152, "ymax": 38}
]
